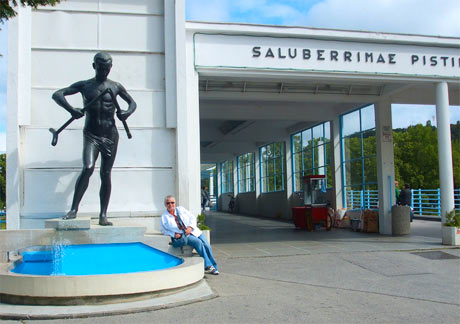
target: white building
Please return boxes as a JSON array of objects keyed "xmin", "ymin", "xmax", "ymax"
[{"xmin": 6, "ymin": 0, "xmax": 459, "ymax": 234}]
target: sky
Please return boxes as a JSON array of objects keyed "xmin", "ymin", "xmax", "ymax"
[{"xmin": 0, "ymin": 0, "xmax": 460, "ymax": 152}]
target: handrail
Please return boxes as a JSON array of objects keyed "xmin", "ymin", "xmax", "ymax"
[{"xmin": 346, "ymin": 188, "xmax": 460, "ymax": 218}]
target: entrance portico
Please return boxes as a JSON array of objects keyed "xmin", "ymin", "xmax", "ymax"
[
  {"xmin": 184, "ymin": 22, "xmax": 460, "ymax": 234},
  {"xmin": 5, "ymin": 2, "xmax": 458, "ymax": 234}
]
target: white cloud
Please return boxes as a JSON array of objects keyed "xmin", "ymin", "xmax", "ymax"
[
  {"xmin": 186, "ymin": 0, "xmax": 232, "ymax": 22},
  {"xmin": 186, "ymin": 0, "xmax": 460, "ymax": 37},
  {"xmin": 300, "ymin": 0, "xmax": 460, "ymax": 37}
]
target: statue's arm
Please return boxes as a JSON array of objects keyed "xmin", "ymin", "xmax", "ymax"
[
  {"xmin": 116, "ymin": 83, "xmax": 137, "ymax": 121},
  {"xmin": 52, "ymin": 82, "xmax": 85, "ymax": 119}
]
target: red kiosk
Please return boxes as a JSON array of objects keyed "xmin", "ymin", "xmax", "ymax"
[{"xmin": 292, "ymin": 175, "xmax": 331, "ymax": 231}]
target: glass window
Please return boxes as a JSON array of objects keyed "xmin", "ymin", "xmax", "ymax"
[
  {"xmin": 291, "ymin": 122, "xmax": 332, "ymax": 192},
  {"xmin": 220, "ymin": 160, "xmax": 233, "ymax": 194},
  {"xmin": 260, "ymin": 142, "xmax": 285, "ymax": 193},
  {"xmin": 361, "ymin": 105, "xmax": 376, "ymax": 131},
  {"xmin": 341, "ymin": 105, "xmax": 378, "ymax": 209},
  {"xmin": 342, "ymin": 110, "xmax": 360, "ymax": 137},
  {"xmin": 237, "ymin": 152, "xmax": 255, "ymax": 193}
]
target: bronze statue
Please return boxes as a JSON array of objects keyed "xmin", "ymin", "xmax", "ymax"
[{"xmin": 51, "ymin": 52, "xmax": 137, "ymax": 226}]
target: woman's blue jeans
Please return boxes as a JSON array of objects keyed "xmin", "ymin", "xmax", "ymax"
[{"xmin": 174, "ymin": 233, "xmax": 217, "ymax": 270}]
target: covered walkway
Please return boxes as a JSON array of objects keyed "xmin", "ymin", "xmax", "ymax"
[{"xmin": 206, "ymin": 211, "xmax": 445, "ymax": 258}]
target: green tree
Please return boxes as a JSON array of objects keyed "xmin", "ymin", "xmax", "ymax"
[
  {"xmin": 394, "ymin": 124, "xmax": 439, "ymax": 189},
  {"xmin": 393, "ymin": 122, "xmax": 460, "ymax": 189},
  {"xmin": 1, "ymin": 0, "xmax": 63, "ymax": 22}
]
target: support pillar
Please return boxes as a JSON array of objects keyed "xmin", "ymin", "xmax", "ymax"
[
  {"xmin": 233, "ymin": 156, "xmax": 238, "ymax": 196},
  {"xmin": 375, "ymin": 99, "xmax": 395, "ymax": 235},
  {"xmin": 331, "ymin": 116, "xmax": 343, "ymax": 211},
  {"xmin": 176, "ymin": 1, "xmax": 201, "ymax": 215},
  {"xmin": 6, "ymin": 6, "xmax": 32, "ymax": 229},
  {"xmin": 255, "ymin": 147, "xmax": 261, "ymax": 200},
  {"xmin": 435, "ymin": 82, "xmax": 455, "ymax": 223},
  {"xmin": 285, "ymin": 135, "xmax": 293, "ymax": 203}
]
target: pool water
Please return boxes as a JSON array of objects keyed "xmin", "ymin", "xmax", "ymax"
[{"xmin": 12, "ymin": 242, "xmax": 183, "ymax": 276}]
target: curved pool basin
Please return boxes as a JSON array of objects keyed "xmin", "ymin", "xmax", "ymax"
[
  {"xmin": 0, "ymin": 242, "xmax": 204, "ymax": 305},
  {"xmin": 12, "ymin": 242, "xmax": 183, "ymax": 276}
]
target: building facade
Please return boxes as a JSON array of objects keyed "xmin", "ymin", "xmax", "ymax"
[{"xmin": 6, "ymin": 0, "xmax": 459, "ymax": 234}]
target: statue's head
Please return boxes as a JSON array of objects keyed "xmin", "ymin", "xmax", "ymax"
[{"xmin": 93, "ymin": 52, "xmax": 113, "ymax": 80}]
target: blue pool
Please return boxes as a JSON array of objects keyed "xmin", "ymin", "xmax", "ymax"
[{"xmin": 12, "ymin": 242, "xmax": 183, "ymax": 276}]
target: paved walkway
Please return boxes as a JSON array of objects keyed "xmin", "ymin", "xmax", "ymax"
[
  {"xmin": 207, "ymin": 212, "xmax": 444, "ymax": 258},
  {"xmin": 3, "ymin": 212, "xmax": 460, "ymax": 324}
]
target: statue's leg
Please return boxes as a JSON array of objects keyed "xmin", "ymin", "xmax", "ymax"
[
  {"xmin": 98, "ymin": 141, "xmax": 118, "ymax": 226},
  {"xmin": 63, "ymin": 139, "xmax": 98, "ymax": 220}
]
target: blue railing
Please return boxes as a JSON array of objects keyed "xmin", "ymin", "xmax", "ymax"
[
  {"xmin": 346, "ymin": 190, "xmax": 379, "ymax": 210},
  {"xmin": 0, "ymin": 209, "xmax": 5, "ymax": 230},
  {"xmin": 347, "ymin": 189, "xmax": 460, "ymax": 218}
]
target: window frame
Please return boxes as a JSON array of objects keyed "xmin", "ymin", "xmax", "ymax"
[
  {"xmin": 259, "ymin": 142, "xmax": 285, "ymax": 193},
  {"xmin": 291, "ymin": 121, "xmax": 332, "ymax": 192},
  {"xmin": 237, "ymin": 152, "xmax": 256, "ymax": 193},
  {"xmin": 220, "ymin": 160, "xmax": 234, "ymax": 194}
]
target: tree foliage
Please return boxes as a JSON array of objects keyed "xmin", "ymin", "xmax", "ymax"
[
  {"xmin": 340, "ymin": 121, "xmax": 459, "ymax": 191},
  {"xmin": 0, "ymin": 0, "xmax": 62, "ymax": 22},
  {"xmin": 393, "ymin": 122, "xmax": 460, "ymax": 189}
]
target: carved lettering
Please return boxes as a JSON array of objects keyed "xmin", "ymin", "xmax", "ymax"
[
  {"xmin": 344, "ymin": 51, "xmax": 352, "ymax": 62},
  {"xmin": 365, "ymin": 52, "xmax": 373, "ymax": 63},
  {"xmin": 388, "ymin": 54, "xmax": 396, "ymax": 64},
  {"xmin": 248, "ymin": 46, "xmax": 459, "ymax": 70},
  {"xmin": 278, "ymin": 48, "xmax": 286, "ymax": 59},
  {"xmin": 288, "ymin": 48, "xmax": 297, "ymax": 59},
  {"xmin": 266, "ymin": 48, "xmax": 274, "ymax": 58},
  {"xmin": 440, "ymin": 56, "xmax": 448, "ymax": 66},
  {"xmin": 317, "ymin": 50, "xmax": 325, "ymax": 60},
  {"xmin": 330, "ymin": 50, "xmax": 339, "ymax": 61},
  {"xmin": 252, "ymin": 46, "xmax": 261, "ymax": 58}
]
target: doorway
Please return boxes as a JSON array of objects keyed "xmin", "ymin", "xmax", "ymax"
[{"xmin": 201, "ymin": 163, "xmax": 218, "ymax": 211}]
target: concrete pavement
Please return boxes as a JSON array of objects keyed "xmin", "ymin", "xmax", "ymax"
[{"xmin": 2, "ymin": 212, "xmax": 460, "ymax": 323}]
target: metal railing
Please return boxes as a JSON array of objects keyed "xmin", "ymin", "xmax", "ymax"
[
  {"xmin": 346, "ymin": 190, "xmax": 379, "ymax": 210},
  {"xmin": 347, "ymin": 189, "xmax": 460, "ymax": 218},
  {"xmin": 0, "ymin": 210, "xmax": 5, "ymax": 230}
]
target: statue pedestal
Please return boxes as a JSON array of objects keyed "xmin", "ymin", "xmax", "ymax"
[{"xmin": 45, "ymin": 217, "xmax": 91, "ymax": 230}]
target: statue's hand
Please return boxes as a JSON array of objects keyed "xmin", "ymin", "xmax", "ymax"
[
  {"xmin": 71, "ymin": 108, "xmax": 85, "ymax": 119},
  {"xmin": 116, "ymin": 110, "xmax": 129, "ymax": 121}
]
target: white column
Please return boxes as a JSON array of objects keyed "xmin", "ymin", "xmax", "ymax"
[
  {"xmin": 6, "ymin": 6, "xmax": 32, "ymax": 229},
  {"xmin": 233, "ymin": 156, "xmax": 238, "ymax": 196},
  {"xmin": 331, "ymin": 116, "xmax": 343, "ymax": 210},
  {"xmin": 435, "ymin": 82, "xmax": 455, "ymax": 223},
  {"xmin": 216, "ymin": 162, "xmax": 222, "ymax": 210},
  {"xmin": 176, "ymin": 2, "xmax": 201, "ymax": 215},
  {"xmin": 255, "ymin": 147, "xmax": 261, "ymax": 199},
  {"xmin": 317, "ymin": 141, "xmax": 324, "ymax": 173},
  {"xmin": 285, "ymin": 135, "xmax": 293, "ymax": 202},
  {"xmin": 164, "ymin": 0, "xmax": 177, "ymax": 128},
  {"xmin": 375, "ymin": 99, "xmax": 395, "ymax": 235},
  {"xmin": 209, "ymin": 171, "xmax": 214, "ymax": 198}
]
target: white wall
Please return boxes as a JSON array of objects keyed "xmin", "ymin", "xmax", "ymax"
[{"xmin": 7, "ymin": 0, "xmax": 184, "ymax": 229}]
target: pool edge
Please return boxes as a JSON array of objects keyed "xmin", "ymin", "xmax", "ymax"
[{"xmin": 0, "ymin": 257, "xmax": 204, "ymax": 302}]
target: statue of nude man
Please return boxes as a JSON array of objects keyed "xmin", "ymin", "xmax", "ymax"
[{"xmin": 52, "ymin": 52, "xmax": 137, "ymax": 226}]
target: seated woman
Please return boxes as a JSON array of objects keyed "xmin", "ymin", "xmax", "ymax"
[{"xmin": 160, "ymin": 195, "xmax": 219, "ymax": 275}]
